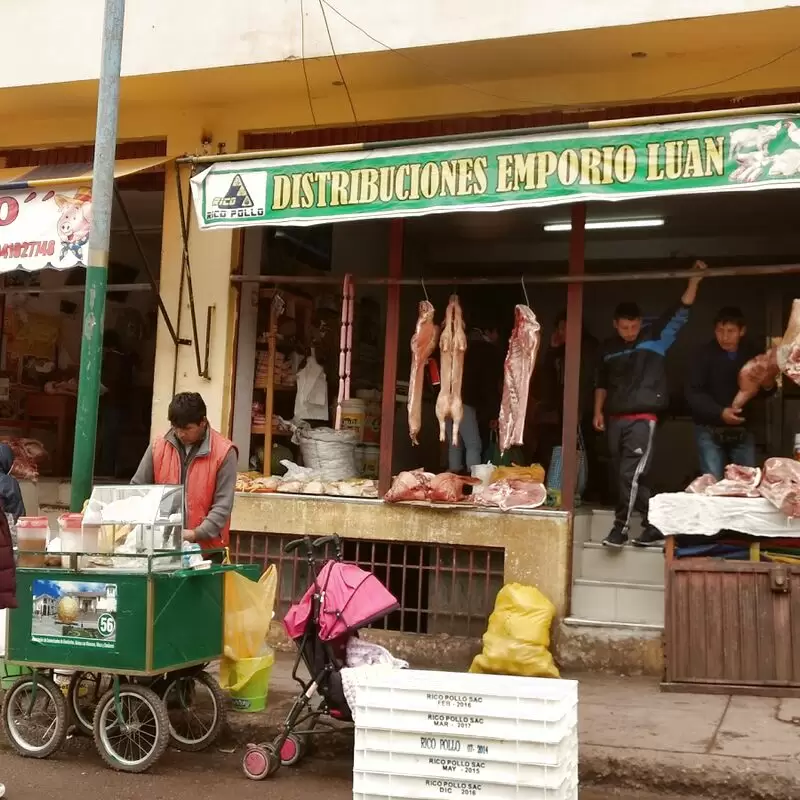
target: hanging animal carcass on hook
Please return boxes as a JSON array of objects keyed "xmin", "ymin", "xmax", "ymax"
[{"xmin": 435, "ymin": 295, "xmax": 467, "ymax": 446}]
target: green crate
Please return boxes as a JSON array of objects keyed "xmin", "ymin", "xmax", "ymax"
[
  {"xmin": 1, "ymin": 658, "xmax": 32, "ymax": 689},
  {"xmin": 6, "ymin": 566, "xmax": 226, "ymax": 675}
]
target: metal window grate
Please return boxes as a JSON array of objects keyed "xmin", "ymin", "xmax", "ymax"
[{"xmin": 229, "ymin": 532, "xmax": 504, "ymax": 638}]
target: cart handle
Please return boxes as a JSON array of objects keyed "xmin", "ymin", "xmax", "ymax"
[
  {"xmin": 313, "ymin": 535, "xmax": 343, "ymax": 560},
  {"xmin": 284, "ymin": 536, "xmax": 313, "ymax": 556}
]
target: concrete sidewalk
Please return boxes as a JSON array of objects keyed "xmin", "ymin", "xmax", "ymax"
[{"xmin": 223, "ymin": 652, "xmax": 800, "ymax": 799}]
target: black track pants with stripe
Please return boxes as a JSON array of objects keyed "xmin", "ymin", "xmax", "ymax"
[{"xmin": 607, "ymin": 417, "xmax": 657, "ymax": 533}]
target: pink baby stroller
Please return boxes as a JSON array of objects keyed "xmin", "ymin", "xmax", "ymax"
[{"xmin": 242, "ymin": 534, "xmax": 398, "ymax": 780}]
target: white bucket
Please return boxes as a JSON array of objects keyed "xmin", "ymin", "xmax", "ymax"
[
  {"xmin": 360, "ymin": 444, "xmax": 380, "ymax": 479},
  {"xmin": 340, "ymin": 398, "xmax": 366, "ymax": 441},
  {"xmin": 470, "ymin": 463, "xmax": 495, "ymax": 487}
]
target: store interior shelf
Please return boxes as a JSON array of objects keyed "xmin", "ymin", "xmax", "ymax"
[
  {"xmin": 251, "ymin": 426, "xmax": 292, "ymax": 437},
  {"xmin": 253, "ymin": 381, "xmax": 296, "ymax": 392}
]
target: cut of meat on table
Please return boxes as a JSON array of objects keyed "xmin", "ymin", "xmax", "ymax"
[
  {"xmin": 384, "ymin": 469, "xmax": 435, "ymax": 503},
  {"xmin": 724, "ymin": 464, "xmax": 762, "ymax": 488},
  {"xmin": 498, "ymin": 305, "xmax": 541, "ymax": 454},
  {"xmin": 407, "ymin": 300, "xmax": 439, "ymax": 445},
  {"xmin": 472, "ymin": 479, "xmax": 546, "ymax": 511},
  {"xmin": 704, "ymin": 479, "xmax": 761, "ymax": 498},
  {"xmin": 685, "ymin": 474, "xmax": 718, "ymax": 494},
  {"xmin": 435, "ymin": 295, "xmax": 467, "ymax": 445},
  {"xmin": 684, "ymin": 465, "xmax": 762, "ymax": 497},
  {"xmin": 429, "ymin": 472, "xmax": 480, "ymax": 503},
  {"xmin": 759, "ymin": 457, "xmax": 800, "ymax": 517}
]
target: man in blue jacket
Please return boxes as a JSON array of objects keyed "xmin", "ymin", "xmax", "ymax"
[
  {"xmin": 685, "ymin": 307, "xmax": 775, "ymax": 479},
  {"xmin": 594, "ymin": 261, "xmax": 706, "ymax": 549}
]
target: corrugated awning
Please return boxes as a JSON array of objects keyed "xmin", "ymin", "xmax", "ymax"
[
  {"xmin": 189, "ymin": 113, "xmax": 800, "ymax": 230},
  {"xmin": 0, "ymin": 156, "xmax": 170, "ymax": 191},
  {"xmin": 0, "ymin": 156, "xmax": 171, "ymax": 273}
]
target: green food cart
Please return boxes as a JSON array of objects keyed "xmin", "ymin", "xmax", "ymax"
[{"xmin": 1, "ymin": 485, "xmax": 248, "ymax": 773}]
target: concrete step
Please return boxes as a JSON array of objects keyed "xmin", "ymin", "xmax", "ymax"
[
  {"xmin": 588, "ymin": 508, "xmax": 643, "ymax": 543},
  {"xmin": 579, "ymin": 542, "xmax": 665, "ymax": 586},
  {"xmin": 558, "ymin": 618, "xmax": 663, "ymax": 676},
  {"xmin": 571, "ymin": 578, "xmax": 664, "ymax": 626}
]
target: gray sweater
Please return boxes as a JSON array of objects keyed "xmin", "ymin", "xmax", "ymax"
[{"xmin": 131, "ymin": 429, "xmax": 238, "ymax": 542}]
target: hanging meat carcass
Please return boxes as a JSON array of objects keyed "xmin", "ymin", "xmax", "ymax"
[
  {"xmin": 435, "ymin": 295, "xmax": 467, "ymax": 445},
  {"xmin": 733, "ymin": 350, "xmax": 779, "ymax": 410},
  {"xmin": 407, "ymin": 300, "xmax": 439, "ymax": 445},
  {"xmin": 449, "ymin": 298, "xmax": 468, "ymax": 446},
  {"xmin": 733, "ymin": 298, "xmax": 800, "ymax": 409},
  {"xmin": 777, "ymin": 298, "xmax": 800, "ymax": 386},
  {"xmin": 498, "ymin": 305, "xmax": 541, "ymax": 453}
]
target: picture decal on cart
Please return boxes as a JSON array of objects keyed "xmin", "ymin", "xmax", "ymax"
[{"xmin": 31, "ymin": 579, "xmax": 118, "ymax": 649}]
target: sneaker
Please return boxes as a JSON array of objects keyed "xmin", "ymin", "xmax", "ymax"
[
  {"xmin": 0, "ymin": 782, "xmax": 5, "ymax": 798},
  {"xmin": 602, "ymin": 527, "xmax": 628, "ymax": 549},
  {"xmin": 634, "ymin": 525, "xmax": 665, "ymax": 548}
]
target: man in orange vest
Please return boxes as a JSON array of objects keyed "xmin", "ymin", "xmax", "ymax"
[{"xmin": 131, "ymin": 392, "xmax": 238, "ymax": 563}]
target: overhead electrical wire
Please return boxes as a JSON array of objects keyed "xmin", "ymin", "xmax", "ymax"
[
  {"xmin": 318, "ymin": 0, "xmax": 359, "ymax": 123},
  {"xmin": 319, "ymin": 0, "xmax": 800, "ymax": 111},
  {"xmin": 300, "ymin": 0, "xmax": 319, "ymax": 126}
]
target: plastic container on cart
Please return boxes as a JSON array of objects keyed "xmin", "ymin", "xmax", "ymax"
[
  {"xmin": 16, "ymin": 516, "xmax": 49, "ymax": 567},
  {"xmin": 81, "ymin": 484, "xmax": 184, "ymax": 571}
]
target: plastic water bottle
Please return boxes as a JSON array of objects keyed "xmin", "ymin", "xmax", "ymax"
[{"xmin": 182, "ymin": 542, "xmax": 202, "ymax": 568}]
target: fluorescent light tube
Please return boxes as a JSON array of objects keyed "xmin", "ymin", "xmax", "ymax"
[{"xmin": 544, "ymin": 218, "xmax": 665, "ymax": 232}]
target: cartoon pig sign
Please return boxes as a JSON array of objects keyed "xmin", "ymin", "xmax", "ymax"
[{"xmin": 55, "ymin": 187, "xmax": 92, "ymax": 265}]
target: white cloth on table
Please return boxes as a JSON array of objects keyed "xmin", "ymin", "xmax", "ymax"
[{"xmin": 649, "ymin": 492, "xmax": 800, "ymax": 538}]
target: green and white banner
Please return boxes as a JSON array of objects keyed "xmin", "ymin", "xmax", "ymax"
[{"xmin": 191, "ymin": 115, "xmax": 800, "ymax": 229}]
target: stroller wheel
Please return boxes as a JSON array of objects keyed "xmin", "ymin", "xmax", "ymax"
[
  {"xmin": 242, "ymin": 744, "xmax": 279, "ymax": 780},
  {"xmin": 278, "ymin": 733, "xmax": 306, "ymax": 767}
]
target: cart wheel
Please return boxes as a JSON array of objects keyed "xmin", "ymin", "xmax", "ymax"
[
  {"xmin": 93, "ymin": 684, "xmax": 169, "ymax": 773},
  {"xmin": 242, "ymin": 743, "xmax": 280, "ymax": 780},
  {"xmin": 162, "ymin": 671, "xmax": 226, "ymax": 752},
  {"xmin": 68, "ymin": 672, "xmax": 114, "ymax": 737},
  {"xmin": 1, "ymin": 674, "xmax": 68, "ymax": 758},
  {"xmin": 278, "ymin": 733, "xmax": 307, "ymax": 767}
]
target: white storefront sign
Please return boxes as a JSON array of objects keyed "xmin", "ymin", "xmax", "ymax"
[{"xmin": 0, "ymin": 184, "xmax": 93, "ymax": 272}]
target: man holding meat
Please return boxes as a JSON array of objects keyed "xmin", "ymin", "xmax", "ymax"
[
  {"xmin": 685, "ymin": 306, "xmax": 775, "ymax": 479},
  {"xmin": 594, "ymin": 261, "xmax": 706, "ymax": 549}
]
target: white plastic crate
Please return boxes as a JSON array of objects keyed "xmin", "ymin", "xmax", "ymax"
[
  {"xmin": 355, "ymin": 702, "xmax": 577, "ymax": 744},
  {"xmin": 355, "ymin": 670, "xmax": 577, "ymax": 724},
  {"xmin": 355, "ymin": 727, "xmax": 577, "ymax": 769},
  {"xmin": 353, "ymin": 770, "xmax": 578, "ymax": 800},
  {"xmin": 353, "ymin": 746, "xmax": 577, "ymax": 789}
]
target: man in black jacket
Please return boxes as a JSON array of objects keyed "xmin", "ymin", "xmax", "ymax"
[
  {"xmin": 594, "ymin": 261, "xmax": 706, "ymax": 548},
  {"xmin": 685, "ymin": 307, "xmax": 774, "ymax": 478}
]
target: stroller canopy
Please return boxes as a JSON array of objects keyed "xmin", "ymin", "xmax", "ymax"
[{"xmin": 284, "ymin": 560, "xmax": 399, "ymax": 641}]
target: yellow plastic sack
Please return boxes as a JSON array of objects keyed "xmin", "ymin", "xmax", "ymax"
[
  {"xmin": 469, "ymin": 583, "xmax": 559, "ymax": 678},
  {"xmin": 219, "ymin": 649, "xmax": 275, "ymax": 694},
  {"xmin": 490, "ymin": 464, "xmax": 546, "ymax": 485},
  {"xmin": 223, "ymin": 565, "xmax": 277, "ymax": 661}
]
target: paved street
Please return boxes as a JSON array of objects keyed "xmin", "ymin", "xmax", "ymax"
[{"xmin": 0, "ymin": 740, "xmax": 699, "ymax": 800}]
